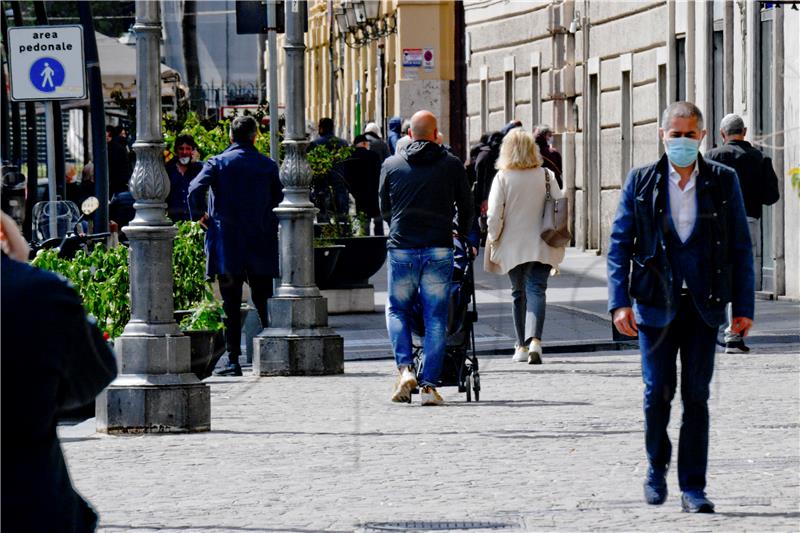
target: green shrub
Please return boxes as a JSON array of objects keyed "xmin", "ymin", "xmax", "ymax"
[
  {"xmin": 33, "ymin": 243, "xmax": 130, "ymax": 338},
  {"xmin": 32, "ymin": 220, "xmax": 214, "ymax": 339}
]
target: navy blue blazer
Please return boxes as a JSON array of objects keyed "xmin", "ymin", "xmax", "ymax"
[
  {"xmin": 187, "ymin": 142, "xmax": 284, "ymax": 278},
  {"xmin": 607, "ymin": 154, "xmax": 754, "ymax": 328}
]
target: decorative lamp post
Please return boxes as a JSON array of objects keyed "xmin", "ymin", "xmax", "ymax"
[
  {"xmin": 96, "ymin": 0, "xmax": 210, "ymax": 433},
  {"xmin": 253, "ymin": 0, "xmax": 344, "ymax": 375},
  {"xmin": 336, "ymin": 0, "xmax": 396, "ymax": 48}
]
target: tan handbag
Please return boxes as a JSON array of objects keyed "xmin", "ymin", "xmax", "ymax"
[{"xmin": 540, "ymin": 168, "xmax": 571, "ymax": 247}]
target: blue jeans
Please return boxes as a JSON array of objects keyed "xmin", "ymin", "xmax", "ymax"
[
  {"xmin": 638, "ymin": 294, "xmax": 717, "ymax": 492},
  {"xmin": 507, "ymin": 261, "xmax": 551, "ymax": 345},
  {"xmin": 386, "ymin": 247, "xmax": 453, "ymax": 387}
]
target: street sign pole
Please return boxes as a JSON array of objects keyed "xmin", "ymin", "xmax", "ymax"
[
  {"xmin": 45, "ymin": 101, "xmax": 57, "ymax": 236},
  {"xmin": 268, "ymin": 1, "xmax": 280, "ymax": 166},
  {"xmin": 78, "ymin": 2, "xmax": 109, "ymax": 233}
]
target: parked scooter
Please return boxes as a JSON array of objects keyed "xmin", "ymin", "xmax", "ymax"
[{"xmin": 29, "ymin": 197, "xmax": 110, "ymax": 259}]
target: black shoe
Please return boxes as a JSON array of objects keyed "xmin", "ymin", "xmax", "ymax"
[
  {"xmin": 681, "ymin": 491, "xmax": 715, "ymax": 513},
  {"xmin": 725, "ymin": 339, "xmax": 750, "ymax": 354},
  {"xmin": 643, "ymin": 468, "xmax": 668, "ymax": 505},
  {"xmin": 213, "ymin": 363, "xmax": 243, "ymax": 377}
]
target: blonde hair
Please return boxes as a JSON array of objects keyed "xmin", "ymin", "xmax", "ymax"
[{"xmin": 495, "ymin": 129, "xmax": 542, "ymax": 170}]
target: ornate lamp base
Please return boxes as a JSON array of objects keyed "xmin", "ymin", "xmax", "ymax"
[{"xmin": 253, "ymin": 297, "xmax": 344, "ymax": 376}]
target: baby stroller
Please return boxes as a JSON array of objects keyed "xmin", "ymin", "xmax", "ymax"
[{"xmin": 409, "ymin": 234, "xmax": 481, "ymax": 402}]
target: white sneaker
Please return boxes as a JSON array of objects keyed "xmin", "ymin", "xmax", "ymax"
[
  {"xmin": 420, "ymin": 385, "xmax": 443, "ymax": 406},
  {"xmin": 512, "ymin": 345, "xmax": 529, "ymax": 362},
  {"xmin": 391, "ymin": 367, "xmax": 417, "ymax": 403},
  {"xmin": 528, "ymin": 339, "xmax": 543, "ymax": 365}
]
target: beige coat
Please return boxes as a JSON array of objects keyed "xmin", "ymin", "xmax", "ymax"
[{"xmin": 483, "ymin": 166, "xmax": 566, "ymax": 275}]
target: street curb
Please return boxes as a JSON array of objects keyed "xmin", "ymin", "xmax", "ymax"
[
  {"xmin": 473, "ymin": 334, "xmax": 800, "ymax": 357},
  {"xmin": 475, "ymin": 339, "xmax": 639, "ymax": 356},
  {"xmin": 744, "ymin": 333, "xmax": 800, "ymax": 344}
]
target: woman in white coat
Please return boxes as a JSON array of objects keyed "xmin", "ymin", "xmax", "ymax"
[{"xmin": 483, "ymin": 129, "xmax": 566, "ymax": 364}]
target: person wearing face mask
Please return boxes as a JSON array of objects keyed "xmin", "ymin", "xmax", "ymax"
[
  {"xmin": 165, "ymin": 134, "xmax": 203, "ymax": 222},
  {"xmin": 607, "ymin": 101, "xmax": 754, "ymax": 514}
]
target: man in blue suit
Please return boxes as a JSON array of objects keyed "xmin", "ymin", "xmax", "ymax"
[
  {"xmin": 607, "ymin": 101, "xmax": 754, "ymax": 513},
  {"xmin": 188, "ymin": 116, "xmax": 284, "ymax": 376}
]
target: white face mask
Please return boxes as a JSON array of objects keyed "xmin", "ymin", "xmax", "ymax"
[{"xmin": 178, "ymin": 157, "xmax": 191, "ymax": 165}]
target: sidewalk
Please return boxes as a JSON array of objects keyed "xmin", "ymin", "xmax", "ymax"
[
  {"xmin": 332, "ymin": 248, "xmax": 800, "ymax": 361},
  {"xmin": 61, "ymin": 345, "xmax": 800, "ymax": 532},
  {"xmin": 58, "ymin": 247, "xmax": 800, "ymax": 531}
]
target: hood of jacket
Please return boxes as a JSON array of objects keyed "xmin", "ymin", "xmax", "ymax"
[
  {"xmin": 388, "ymin": 116, "xmax": 403, "ymax": 133},
  {"xmin": 401, "ymin": 140, "xmax": 447, "ymax": 164}
]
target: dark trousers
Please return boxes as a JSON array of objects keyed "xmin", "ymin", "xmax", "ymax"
[
  {"xmin": 637, "ymin": 294, "xmax": 717, "ymax": 492},
  {"xmin": 217, "ymin": 272, "xmax": 273, "ymax": 361}
]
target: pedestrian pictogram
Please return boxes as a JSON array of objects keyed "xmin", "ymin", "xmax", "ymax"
[
  {"xmin": 30, "ymin": 57, "xmax": 65, "ymax": 93},
  {"xmin": 7, "ymin": 25, "xmax": 86, "ymax": 101}
]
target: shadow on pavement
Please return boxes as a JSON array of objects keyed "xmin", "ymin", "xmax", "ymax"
[{"xmin": 102, "ymin": 526, "xmax": 349, "ymax": 532}]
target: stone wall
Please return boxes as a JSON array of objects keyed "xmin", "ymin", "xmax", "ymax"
[{"xmin": 464, "ymin": 0, "xmax": 799, "ymax": 298}]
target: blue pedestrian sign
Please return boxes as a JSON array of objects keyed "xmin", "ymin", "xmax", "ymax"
[
  {"xmin": 7, "ymin": 25, "xmax": 86, "ymax": 101},
  {"xmin": 29, "ymin": 57, "xmax": 66, "ymax": 93}
]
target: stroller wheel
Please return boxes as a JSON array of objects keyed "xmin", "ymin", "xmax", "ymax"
[
  {"xmin": 465, "ymin": 374, "xmax": 473, "ymax": 402},
  {"xmin": 473, "ymin": 372, "xmax": 481, "ymax": 402}
]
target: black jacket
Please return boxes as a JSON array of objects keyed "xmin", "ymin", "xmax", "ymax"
[
  {"xmin": 364, "ymin": 132, "xmax": 391, "ymax": 162},
  {"xmin": 342, "ymin": 146, "xmax": 382, "ymax": 217},
  {"xmin": 704, "ymin": 140, "xmax": 780, "ymax": 219},
  {"xmin": 107, "ymin": 136, "xmax": 132, "ymax": 195},
  {"xmin": 380, "ymin": 141, "xmax": 474, "ymax": 249},
  {"xmin": 537, "ymin": 140, "xmax": 564, "ymax": 189},
  {"xmin": 1, "ymin": 253, "xmax": 118, "ymax": 532}
]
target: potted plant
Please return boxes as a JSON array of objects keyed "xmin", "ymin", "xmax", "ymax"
[
  {"xmin": 178, "ymin": 294, "xmax": 226, "ymax": 379},
  {"xmin": 33, "ymin": 221, "xmax": 232, "ymax": 379}
]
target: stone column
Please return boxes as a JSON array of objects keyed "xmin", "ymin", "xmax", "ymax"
[
  {"xmin": 253, "ymin": 0, "xmax": 344, "ymax": 376},
  {"xmin": 96, "ymin": 0, "xmax": 210, "ymax": 433}
]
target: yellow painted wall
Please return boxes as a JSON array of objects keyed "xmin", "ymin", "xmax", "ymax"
[{"xmin": 275, "ymin": 0, "xmax": 454, "ymax": 140}]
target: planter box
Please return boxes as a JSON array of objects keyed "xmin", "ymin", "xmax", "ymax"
[
  {"xmin": 314, "ymin": 245, "xmax": 345, "ymax": 288},
  {"xmin": 321, "ymin": 236, "xmax": 387, "ymax": 289},
  {"xmin": 320, "ymin": 286, "xmax": 375, "ymax": 314},
  {"xmin": 183, "ymin": 329, "xmax": 226, "ymax": 380}
]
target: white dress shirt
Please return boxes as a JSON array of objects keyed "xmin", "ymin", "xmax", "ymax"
[{"xmin": 667, "ymin": 163, "xmax": 698, "ymax": 243}]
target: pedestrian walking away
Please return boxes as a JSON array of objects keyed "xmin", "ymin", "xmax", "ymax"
[
  {"xmin": 380, "ymin": 110, "xmax": 474, "ymax": 406},
  {"xmin": 342, "ymin": 134, "xmax": 384, "ymax": 235},
  {"xmin": 165, "ymin": 134, "xmax": 204, "ymax": 223},
  {"xmin": 188, "ymin": 116, "xmax": 284, "ymax": 377},
  {"xmin": 1, "ymin": 212, "xmax": 118, "ymax": 532},
  {"xmin": 364, "ymin": 122, "xmax": 392, "ymax": 162},
  {"xmin": 607, "ymin": 101, "xmax": 754, "ymax": 514},
  {"xmin": 704, "ymin": 113, "xmax": 780, "ymax": 354},
  {"xmin": 393, "ymin": 119, "xmax": 413, "ymax": 155},
  {"xmin": 387, "ymin": 116, "xmax": 403, "ymax": 155},
  {"xmin": 483, "ymin": 128, "xmax": 567, "ymax": 365},
  {"xmin": 473, "ymin": 131, "xmax": 505, "ymax": 243},
  {"xmin": 534, "ymin": 125, "xmax": 563, "ymax": 189}
]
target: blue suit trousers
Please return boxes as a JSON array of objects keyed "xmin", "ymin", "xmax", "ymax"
[{"xmin": 638, "ymin": 294, "xmax": 717, "ymax": 492}]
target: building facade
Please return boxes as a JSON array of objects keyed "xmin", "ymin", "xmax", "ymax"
[
  {"xmin": 464, "ymin": 0, "xmax": 800, "ymax": 299},
  {"xmin": 280, "ymin": 1, "xmax": 464, "ymax": 155}
]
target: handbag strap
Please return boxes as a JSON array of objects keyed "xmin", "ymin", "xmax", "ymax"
[{"xmin": 543, "ymin": 168, "xmax": 552, "ymax": 201}]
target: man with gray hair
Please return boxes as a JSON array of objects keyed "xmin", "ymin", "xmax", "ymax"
[
  {"xmin": 607, "ymin": 101, "xmax": 754, "ymax": 513},
  {"xmin": 705, "ymin": 113, "xmax": 780, "ymax": 354},
  {"xmin": 188, "ymin": 115, "xmax": 284, "ymax": 376}
]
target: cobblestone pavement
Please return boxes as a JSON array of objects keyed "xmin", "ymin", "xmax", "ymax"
[{"xmin": 61, "ymin": 345, "xmax": 800, "ymax": 532}]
